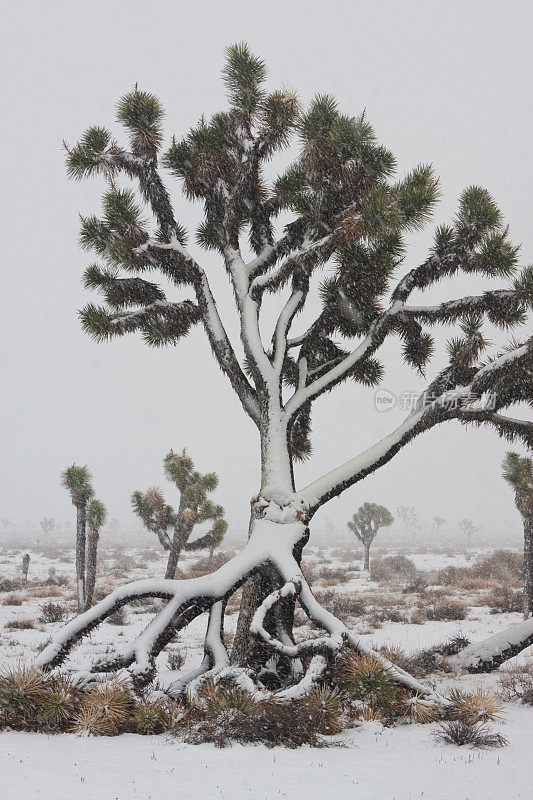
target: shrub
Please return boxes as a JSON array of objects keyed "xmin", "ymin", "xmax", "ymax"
[
  {"xmin": 39, "ymin": 602, "xmax": 65, "ymax": 623},
  {"xmin": 184, "ymin": 698, "xmax": 327, "ymax": 748},
  {"xmin": 0, "ymin": 578, "xmax": 22, "ymax": 593},
  {"xmin": 396, "ymin": 692, "xmax": 440, "ymax": 723},
  {"xmin": 487, "ymin": 586, "xmax": 523, "ymax": 614},
  {"xmin": 314, "ymin": 590, "xmax": 365, "ymax": 620},
  {"xmin": 167, "ymin": 651, "xmax": 185, "ymax": 671},
  {"xmin": 434, "ymin": 720, "xmax": 507, "ymax": 748},
  {"xmin": 470, "ymin": 550, "xmax": 523, "ymax": 584},
  {"xmin": 40, "ymin": 676, "xmax": 82, "ymax": 731},
  {"xmin": 107, "ymin": 607, "xmax": 127, "ymax": 626},
  {"xmin": 4, "ymin": 618, "xmax": 35, "ymax": 630},
  {"xmin": 370, "ymin": 555, "xmax": 418, "ymax": 582},
  {"xmin": 498, "ymin": 664, "xmax": 533, "ymax": 701},
  {"xmin": 425, "ymin": 601, "xmax": 467, "ymax": 621}
]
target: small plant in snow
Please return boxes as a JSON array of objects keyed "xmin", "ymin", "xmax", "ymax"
[{"xmin": 434, "ymin": 719, "xmax": 507, "ymax": 749}]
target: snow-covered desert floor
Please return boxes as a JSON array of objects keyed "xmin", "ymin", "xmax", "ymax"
[{"xmin": 1, "ymin": 538, "xmax": 532, "ymax": 799}]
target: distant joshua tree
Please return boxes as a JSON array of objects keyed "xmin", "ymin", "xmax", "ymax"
[
  {"xmin": 85, "ymin": 500, "xmax": 107, "ymax": 609},
  {"xmin": 61, "ymin": 465, "xmax": 94, "ymax": 610},
  {"xmin": 108, "ymin": 518, "xmax": 121, "ymax": 537},
  {"xmin": 132, "ymin": 449, "xmax": 228, "ymax": 578},
  {"xmin": 397, "ymin": 505, "xmax": 420, "ymax": 546},
  {"xmin": 39, "ymin": 517, "xmax": 56, "ymax": 537},
  {"xmin": 432, "ymin": 516, "xmax": 446, "ymax": 535},
  {"xmin": 458, "ymin": 518, "xmax": 480, "ymax": 548},
  {"xmin": 502, "ymin": 452, "xmax": 533, "ymax": 617},
  {"xmin": 348, "ymin": 502, "xmax": 394, "ymax": 571},
  {"xmin": 21, "ymin": 553, "xmax": 30, "ymax": 581}
]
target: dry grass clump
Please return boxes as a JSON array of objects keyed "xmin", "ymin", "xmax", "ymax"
[
  {"xmin": 38, "ymin": 601, "xmax": 65, "ymax": 623},
  {"xmin": 167, "ymin": 650, "xmax": 185, "ymax": 671},
  {"xmin": 434, "ymin": 719, "xmax": 507, "ymax": 749},
  {"xmin": 1, "ymin": 594, "xmax": 22, "ymax": 606},
  {"xmin": 357, "ymin": 705, "xmax": 387, "ymax": 724},
  {"xmin": 395, "ymin": 692, "xmax": 440, "ymax": 723},
  {"xmin": 197, "ymin": 680, "xmax": 258, "ymax": 719},
  {"xmin": 300, "ymin": 685, "xmax": 343, "ymax": 734},
  {"xmin": 133, "ymin": 698, "xmax": 185, "ymax": 734},
  {"xmin": 71, "ymin": 680, "xmax": 133, "ymax": 736},
  {"xmin": 446, "ymin": 689, "xmax": 503, "ymax": 724},
  {"xmin": 4, "ymin": 617, "xmax": 36, "ymax": 630},
  {"xmin": 27, "ymin": 585, "xmax": 64, "ymax": 598},
  {"xmin": 0, "ymin": 666, "xmax": 49, "ymax": 725},
  {"xmin": 370, "ymin": 555, "xmax": 418, "ymax": 583},
  {"xmin": 334, "ymin": 653, "xmax": 397, "ymax": 711}
]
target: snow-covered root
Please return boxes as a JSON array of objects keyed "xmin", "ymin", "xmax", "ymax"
[
  {"xmin": 251, "ymin": 577, "xmax": 446, "ymax": 703},
  {"xmin": 34, "ymin": 520, "xmax": 306, "ymax": 683},
  {"xmin": 448, "ymin": 617, "xmax": 533, "ymax": 673}
]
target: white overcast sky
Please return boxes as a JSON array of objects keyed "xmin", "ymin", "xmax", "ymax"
[{"xmin": 1, "ymin": 0, "xmax": 532, "ymax": 540}]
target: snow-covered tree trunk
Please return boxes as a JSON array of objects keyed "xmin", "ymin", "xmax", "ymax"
[
  {"xmin": 84, "ymin": 527, "xmax": 98, "ymax": 610},
  {"xmin": 75, "ymin": 504, "xmax": 86, "ymax": 612},
  {"xmin": 363, "ymin": 540, "xmax": 371, "ymax": 572}
]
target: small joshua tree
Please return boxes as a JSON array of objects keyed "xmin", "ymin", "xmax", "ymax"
[
  {"xmin": 502, "ymin": 452, "xmax": 533, "ymax": 617},
  {"xmin": 348, "ymin": 502, "xmax": 393, "ymax": 572},
  {"xmin": 132, "ymin": 449, "xmax": 228, "ymax": 578},
  {"xmin": 458, "ymin": 518, "xmax": 480, "ymax": 549},
  {"xmin": 397, "ymin": 506, "xmax": 420, "ymax": 546},
  {"xmin": 38, "ymin": 44, "xmax": 533, "ymax": 693},
  {"xmin": 85, "ymin": 499, "xmax": 107, "ymax": 609},
  {"xmin": 21, "ymin": 553, "xmax": 30, "ymax": 581},
  {"xmin": 39, "ymin": 517, "xmax": 56, "ymax": 537},
  {"xmin": 61, "ymin": 465, "xmax": 94, "ymax": 611}
]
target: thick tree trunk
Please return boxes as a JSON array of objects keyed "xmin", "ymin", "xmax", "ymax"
[
  {"xmin": 449, "ymin": 617, "xmax": 533, "ymax": 672},
  {"xmin": 84, "ymin": 528, "xmax": 99, "ymax": 610},
  {"xmin": 523, "ymin": 516, "xmax": 533, "ymax": 618},
  {"xmin": 363, "ymin": 541, "xmax": 371, "ymax": 572},
  {"xmin": 165, "ymin": 497, "xmax": 191, "ymax": 579},
  {"xmin": 75, "ymin": 503, "xmax": 86, "ymax": 612}
]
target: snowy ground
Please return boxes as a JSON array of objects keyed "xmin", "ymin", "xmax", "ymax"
[{"xmin": 1, "ymin": 540, "xmax": 532, "ymax": 799}]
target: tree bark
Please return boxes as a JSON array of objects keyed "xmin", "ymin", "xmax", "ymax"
[
  {"xmin": 75, "ymin": 503, "xmax": 86, "ymax": 612},
  {"xmin": 84, "ymin": 527, "xmax": 99, "ymax": 610},
  {"xmin": 523, "ymin": 515, "xmax": 533, "ymax": 618}
]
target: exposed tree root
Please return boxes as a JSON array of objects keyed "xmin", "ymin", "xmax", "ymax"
[
  {"xmin": 35, "ymin": 520, "xmax": 446, "ymax": 703},
  {"xmin": 448, "ymin": 617, "xmax": 533, "ymax": 673}
]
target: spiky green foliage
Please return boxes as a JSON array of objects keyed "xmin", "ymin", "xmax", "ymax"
[
  {"xmin": 87, "ymin": 499, "xmax": 107, "ymax": 531},
  {"xmin": 502, "ymin": 452, "xmax": 533, "ymax": 502},
  {"xmin": 60, "ymin": 465, "xmax": 94, "ymax": 506},
  {"xmin": 117, "ymin": 88, "xmax": 164, "ymax": 154},
  {"xmin": 348, "ymin": 502, "xmax": 394, "ymax": 547},
  {"xmin": 132, "ymin": 449, "xmax": 227, "ymax": 566}
]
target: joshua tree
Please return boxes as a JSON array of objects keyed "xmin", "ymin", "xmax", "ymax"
[
  {"xmin": 61, "ymin": 465, "xmax": 94, "ymax": 611},
  {"xmin": 348, "ymin": 502, "xmax": 393, "ymax": 572},
  {"xmin": 39, "ymin": 517, "xmax": 56, "ymax": 537},
  {"xmin": 132, "ymin": 449, "xmax": 228, "ymax": 578},
  {"xmin": 38, "ymin": 45, "xmax": 532, "ymax": 695},
  {"xmin": 432, "ymin": 516, "xmax": 446, "ymax": 536},
  {"xmin": 21, "ymin": 553, "xmax": 30, "ymax": 581},
  {"xmin": 458, "ymin": 518, "xmax": 480, "ymax": 549},
  {"xmin": 502, "ymin": 452, "xmax": 533, "ymax": 617},
  {"xmin": 85, "ymin": 499, "xmax": 107, "ymax": 610},
  {"xmin": 397, "ymin": 506, "xmax": 420, "ymax": 546}
]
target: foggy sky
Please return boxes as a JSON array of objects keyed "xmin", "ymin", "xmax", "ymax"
[{"xmin": 1, "ymin": 0, "xmax": 532, "ymax": 540}]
